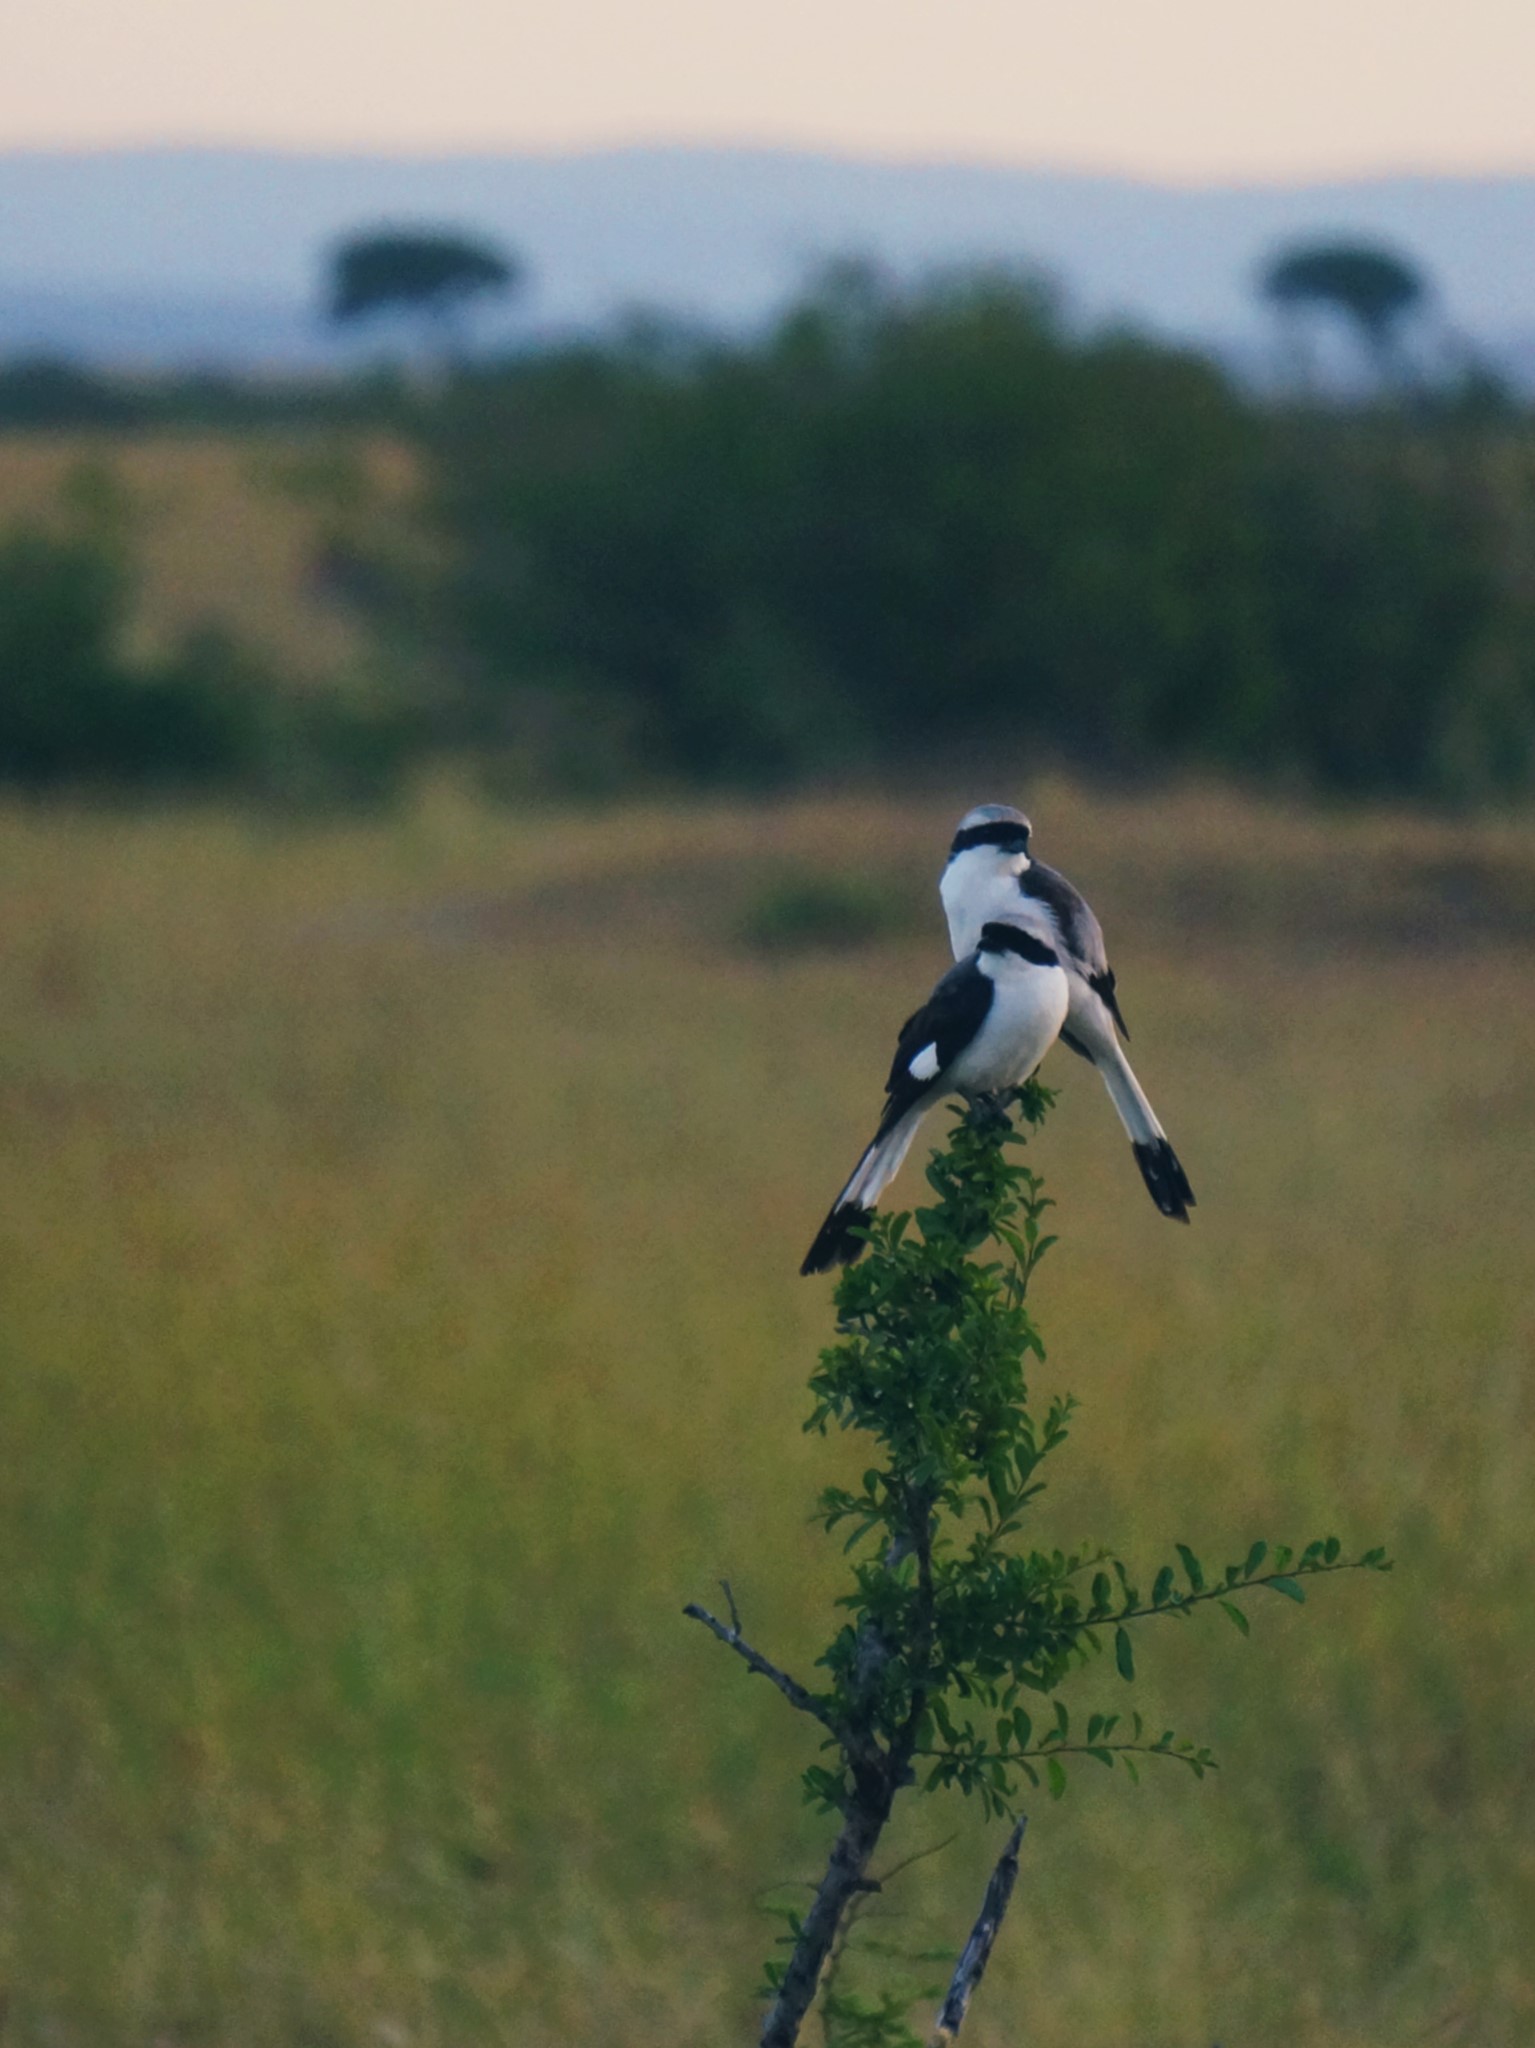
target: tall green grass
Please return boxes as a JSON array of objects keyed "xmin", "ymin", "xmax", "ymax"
[{"xmin": 1, "ymin": 782, "xmax": 1532, "ymax": 2045}]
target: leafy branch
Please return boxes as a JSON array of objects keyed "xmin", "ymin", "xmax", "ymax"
[{"xmin": 687, "ymin": 1085, "xmax": 1389, "ymax": 2046}]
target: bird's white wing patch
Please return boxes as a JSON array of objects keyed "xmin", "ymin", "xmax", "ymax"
[{"xmin": 908, "ymin": 1042, "xmax": 941, "ymax": 1081}]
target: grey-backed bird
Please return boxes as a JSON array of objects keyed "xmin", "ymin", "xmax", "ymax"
[
  {"xmin": 801, "ymin": 921, "xmax": 1069, "ymax": 1275},
  {"xmin": 939, "ymin": 804, "xmax": 1195, "ymax": 1223}
]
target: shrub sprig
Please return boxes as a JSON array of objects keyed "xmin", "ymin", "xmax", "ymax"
[{"xmin": 689, "ymin": 1084, "xmax": 1388, "ymax": 2048}]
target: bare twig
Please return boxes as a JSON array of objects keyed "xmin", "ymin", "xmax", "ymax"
[
  {"xmin": 874, "ymin": 1833, "xmax": 959, "ymax": 1889},
  {"xmin": 930, "ymin": 1817, "xmax": 1028, "ymax": 2045},
  {"xmin": 817, "ymin": 1834, "xmax": 959, "ymax": 2040},
  {"xmin": 816, "ymin": 1872, "xmax": 875, "ymax": 2042},
  {"xmin": 683, "ymin": 1602, "xmax": 842, "ymax": 1737}
]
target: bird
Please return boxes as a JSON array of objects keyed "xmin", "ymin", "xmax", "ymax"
[
  {"xmin": 939, "ymin": 803, "xmax": 1195, "ymax": 1224},
  {"xmin": 801, "ymin": 921, "xmax": 1070, "ymax": 1275}
]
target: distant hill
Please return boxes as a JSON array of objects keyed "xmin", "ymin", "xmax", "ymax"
[{"xmin": 1, "ymin": 145, "xmax": 1531, "ymax": 376}]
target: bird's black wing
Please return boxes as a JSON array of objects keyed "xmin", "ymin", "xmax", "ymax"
[
  {"xmin": 879, "ymin": 956, "xmax": 995, "ymax": 1129},
  {"xmin": 1020, "ymin": 859, "xmax": 1129, "ymax": 1041}
]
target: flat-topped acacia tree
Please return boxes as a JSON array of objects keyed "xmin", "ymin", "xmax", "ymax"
[
  {"xmin": 326, "ymin": 227, "xmax": 520, "ymax": 364},
  {"xmin": 688, "ymin": 1085, "xmax": 1388, "ymax": 2048}
]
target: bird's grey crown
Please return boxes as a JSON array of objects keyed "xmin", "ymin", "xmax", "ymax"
[
  {"xmin": 949, "ymin": 802, "xmax": 1032, "ymax": 860},
  {"xmin": 956, "ymin": 802, "xmax": 1030, "ymax": 832}
]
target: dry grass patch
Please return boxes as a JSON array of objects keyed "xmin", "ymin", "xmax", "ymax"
[{"xmin": 0, "ymin": 430, "xmax": 416, "ymax": 682}]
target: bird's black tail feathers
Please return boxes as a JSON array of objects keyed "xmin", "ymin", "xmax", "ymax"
[
  {"xmin": 1133, "ymin": 1139, "xmax": 1196, "ymax": 1224},
  {"xmin": 800, "ymin": 1203, "xmax": 875, "ymax": 1276}
]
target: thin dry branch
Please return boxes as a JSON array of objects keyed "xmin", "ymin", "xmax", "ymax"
[
  {"xmin": 819, "ymin": 1834, "xmax": 959, "ymax": 2027},
  {"xmin": 930, "ymin": 1816, "xmax": 1028, "ymax": 2045},
  {"xmin": 683, "ymin": 1599, "xmax": 842, "ymax": 1737}
]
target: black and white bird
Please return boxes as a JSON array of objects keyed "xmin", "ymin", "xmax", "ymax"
[
  {"xmin": 801, "ymin": 922, "xmax": 1069, "ymax": 1275},
  {"xmin": 939, "ymin": 803, "xmax": 1195, "ymax": 1224}
]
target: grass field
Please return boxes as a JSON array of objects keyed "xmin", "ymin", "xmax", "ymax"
[
  {"xmin": 1, "ymin": 777, "xmax": 1533, "ymax": 2046},
  {"xmin": 0, "ymin": 431, "xmax": 414, "ymax": 682}
]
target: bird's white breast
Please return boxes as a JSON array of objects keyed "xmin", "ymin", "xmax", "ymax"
[
  {"xmin": 950, "ymin": 952, "xmax": 1069, "ymax": 1095},
  {"xmin": 941, "ymin": 849, "xmax": 1051, "ymax": 961}
]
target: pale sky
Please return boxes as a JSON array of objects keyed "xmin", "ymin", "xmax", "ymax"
[{"xmin": 5, "ymin": 0, "xmax": 1535, "ymax": 184}]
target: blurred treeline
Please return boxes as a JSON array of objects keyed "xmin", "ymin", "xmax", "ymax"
[
  {"xmin": 0, "ymin": 522, "xmax": 410, "ymax": 804},
  {"xmin": 4, "ymin": 264, "xmax": 1534, "ymax": 803}
]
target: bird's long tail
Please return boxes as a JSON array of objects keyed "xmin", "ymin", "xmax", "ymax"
[
  {"xmin": 1093, "ymin": 1041, "xmax": 1196, "ymax": 1223},
  {"xmin": 800, "ymin": 1105, "xmax": 927, "ymax": 1275}
]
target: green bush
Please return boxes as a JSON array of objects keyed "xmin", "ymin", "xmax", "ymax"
[
  {"xmin": 0, "ymin": 529, "xmax": 189, "ymax": 786},
  {"xmin": 0, "ymin": 357, "xmax": 149, "ymax": 429},
  {"xmin": 422, "ymin": 266, "xmax": 1535, "ymax": 799},
  {"xmin": 0, "ymin": 528, "xmax": 413, "ymax": 802},
  {"xmin": 735, "ymin": 869, "xmax": 909, "ymax": 953}
]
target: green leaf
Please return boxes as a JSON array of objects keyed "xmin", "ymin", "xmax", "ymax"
[
  {"xmin": 1152, "ymin": 1566, "xmax": 1175, "ymax": 1607},
  {"xmin": 1243, "ymin": 1540, "xmax": 1268, "ymax": 1579},
  {"xmin": 1115, "ymin": 1626, "xmax": 1135, "ymax": 1682},
  {"xmin": 1268, "ymin": 1576, "xmax": 1306, "ymax": 1603},
  {"xmin": 1046, "ymin": 1756, "xmax": 1067, "ymax": 1800},
  {"xmin": 1175, "ymin": 1543, "xmax": 1205, "ymax": 1592},
  {"xmin": 1217, "ymin": 1599, "xmax": 1250, "ymax": 1636}
]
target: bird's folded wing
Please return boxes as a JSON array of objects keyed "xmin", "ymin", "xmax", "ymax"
[
  {"xmin": 880, "ymin": 958, "xmax": 994, "ymax": 1122},
  {"xmin": 1022, "ymin": 860, "xmax": 1129, "ymax": 1039}
]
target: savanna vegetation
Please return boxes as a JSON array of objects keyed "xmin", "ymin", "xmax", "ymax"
[
  {"xmin": 1, "ymin": 779, "xmax": 1532, "ymax": 2045},
  {"xmin": 1, "ymin": 243, "xmax": 1532, "ymax": 2042},
  {"xmin": 2, "ymin": 261, "xmax": 1533, "ymax": 803},
  {"xmin": 0, "ymin": 433, "xmax": 420, "ymax": 801},
  {"xmin": 429, "ymin": 267, "xmax": 1535, "ymax": 800}
]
